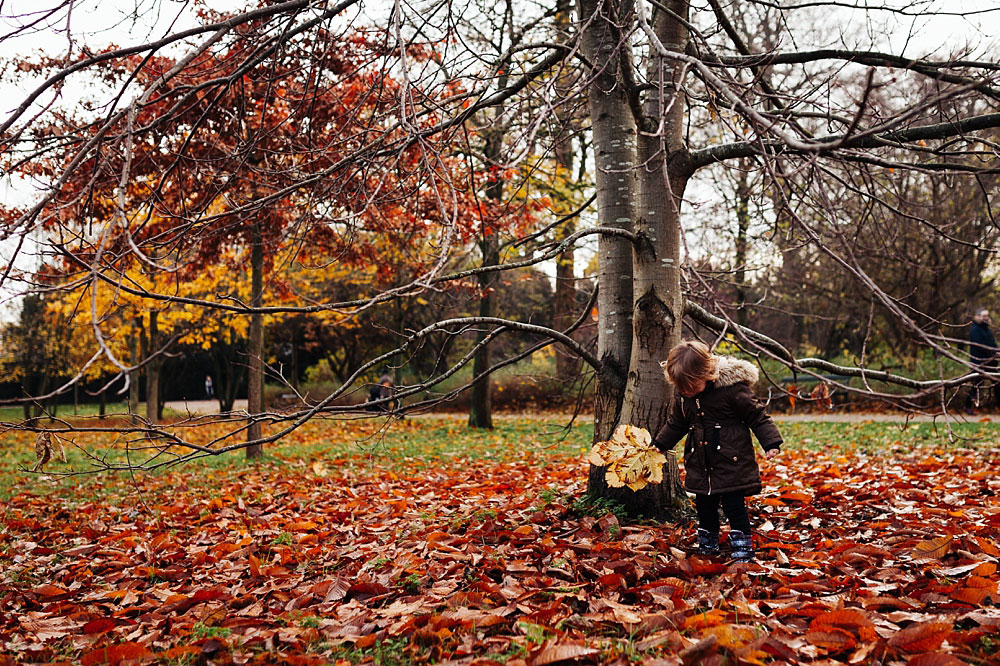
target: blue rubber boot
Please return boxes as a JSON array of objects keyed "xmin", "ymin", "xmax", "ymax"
[
  {"xmin": 729, "ymin": 530, "xmax": 754, "ymax": 562},
  {"xmin": 697, "ymin": 528, "xmax": 720, "ymax": 556}
]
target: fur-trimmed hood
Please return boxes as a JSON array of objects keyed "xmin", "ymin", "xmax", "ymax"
[{"xmin": 713, "ymin": 355, "xmax": 758, "ymax": 387}]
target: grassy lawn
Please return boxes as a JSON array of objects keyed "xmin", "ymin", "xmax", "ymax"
[
  {"xmin": 778, "ymin": 419, "xmax": 1000, "ymax": 453},
  {"xmin": 2, "ymin": 414, "xmax": 999, "ymax": 504},
  {"xmin": 0, "ymin": 416, "xmax": 596, "ymax": 503},
  {"xmin": 0, "ymin": 402, "xmax": 132, "ymax": 422}
]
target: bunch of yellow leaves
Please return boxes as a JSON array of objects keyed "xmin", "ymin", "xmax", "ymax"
[{"xmin": 587, "ymin": 424, "xmax": 667, "ymax": 491}]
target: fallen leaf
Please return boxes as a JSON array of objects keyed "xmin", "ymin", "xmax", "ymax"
[
  {"xmin": 888, "ymin": 622, "xmax": 952, "ymax": 653},
  {"xmin": 82, "ymin": 618, "xmax": 117, "ymax": 635},
  {"xmin": 911, "ymin": 536, "xmax": 952, "ymax": 561},
  {"xmin": 588, "ymin": 425, "xmax": 666, "ymax": 491},
  {"xmin": 531, "ymin": 642, "xmax": 600, "ymax": 665},
  {"xmin": 31, "ymin": 583, "xmax": 69, "ymax": 600},
  {"xmin": 80, "ymin": 642, "xmax": 153, "ymax": 665},
  {"xmin": 805, "ymin": 629, "xmax": 857, "ymax": 652}
]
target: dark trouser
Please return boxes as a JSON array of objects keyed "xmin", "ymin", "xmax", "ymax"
[
  {"xmin": 695, "ymin": 492, "xmax": 751, "ymax": 534},
  {"xmin": 965, "ymin": 363, "xmax": 997, "ymax": 409}
]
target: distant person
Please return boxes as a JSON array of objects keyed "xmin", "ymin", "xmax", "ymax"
[
  {"xmin": 966, "ymin": 307, "xmax": 998, "ymax": 413},
  {"xmin": 653, "ymin": 340, "xmax": 782, "ymax": 562},
  {"xmin": 365, "ymin": 374, "xmax": 396, "ymax": 412},
  {"xmin": 204, "ymin": 375, "xmax": 214, "ymax": 398}
]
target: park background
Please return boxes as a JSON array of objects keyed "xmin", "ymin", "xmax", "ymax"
[{"xmin": 1, "ymin": 1, "xmax": 1000, "ymax": 665}]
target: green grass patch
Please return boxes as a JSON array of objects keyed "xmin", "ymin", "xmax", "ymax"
[
  {"xmin": 355, "ymin": 417, "xmax": 592, "ymax": 464},
  {"xmin": 0, "ymin": 419, "xmax": 281, "ymax": 502},
  {"xmin": 328, "ymin": 637, "xmax": 412, "ymax": 665},
  {"xmin": 3, "ymin": 415, "xmax": 997, "ymax": 506},
  {"xmin": 0, "ymin": 416, "xmax": 593, "ymax": 503},
  {"xmin": 0, "ymin": 402, "xmax": 132, "ymax": 422},
  {"xmin": 777, "ymin": 419, "xmax": 1000, "ymax": 453}
]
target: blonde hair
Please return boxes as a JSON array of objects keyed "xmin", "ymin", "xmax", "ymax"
[{"xmin": 660, "ymin": 340, "xmax": 719, "ymax": 395}]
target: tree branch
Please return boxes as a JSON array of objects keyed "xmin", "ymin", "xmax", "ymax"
[
  {"xmin": 689, "ymin": 111, "xmax": 1000, "ymax": 170},
  {"xmin": 0, "ymin": 0, "xmax": 349, "ymax": 141},
  {"xmin": 685, "ymin": 298, "xmax": 980, "ymax": 392}
]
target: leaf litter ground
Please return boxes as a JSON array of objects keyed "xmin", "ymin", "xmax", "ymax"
[{"xmin": 1, "ymin": 416, "xmax": 999, "ymax": 665}]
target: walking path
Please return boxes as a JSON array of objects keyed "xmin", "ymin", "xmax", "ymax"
[
  {"xmin": 164, "ymin": 399, "xmax": 247, "ymax": 416},
  {"xmin": 162, "ymin": 400, "xmax": 996, "ymax": 423}
]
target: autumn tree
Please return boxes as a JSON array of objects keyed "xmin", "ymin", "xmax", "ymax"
[
  {"xmin": 0, "ymin": 294, "xmax": 72, "ymax": 421},
  {"xmin": 3, "ymin": 1, "xmax": 496, "ymax": 454}
]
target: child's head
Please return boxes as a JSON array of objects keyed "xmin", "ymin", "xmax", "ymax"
[{"xmin": 660, "ymin": 340, "xmax": 719, "ymax": 397}]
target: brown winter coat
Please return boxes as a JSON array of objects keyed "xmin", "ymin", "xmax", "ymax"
[{"xmin": 652, "ymin": 356, "xmax": 782, "ymax": 496}]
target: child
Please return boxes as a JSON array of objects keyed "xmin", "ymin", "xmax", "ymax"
[{"xmin": 653, "ymin": 340, "xmax": 782, "ymax": 561}]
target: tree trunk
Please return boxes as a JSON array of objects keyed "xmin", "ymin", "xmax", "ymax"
[
  {"xmin": 145, "ymin": 311, "xmax": 160, "ymax": 424},
  {"xmin": 553, "ymin": 221, "xmax": 579, "ymax": 388},
  {"xmin": 579, "ymin": 0, "xmax": 636, "ymax": 443},
  {"xmin": 213, "ymin": 338, "xmax": 228, "ymax": 413},
  {"xmin": 213, "ymin": 328, "xmax": 245, "ymax": 414},
  {"xmin": 290, "ymin": 323, "xmax": 300, "ymax": 391},
  {"xmin": 469, "ymin": 124, "xmax": 505, "ymax": 429},
  {"xmin": 584, "ymin": 0, "xmax": 691, "ymax": 516},
  {"xmin": 469, "ymin": 238, "xmax": 499, "ymax": 429},
  {"xmin": 33, "ymin": 376, "xmax": 50, "ymax": 421},
  {"xmin": 129, "ymin": 318, "xmax": 141, "ymax": 425},
  {"xmin": 734, "ymin": 160, "xmax": 751, "ymax": 329},
  {"xmin": 618, "ymin": 0, "xmax": 691, "ymax": 510},
  {"xmin": 622, "ymin": 0, "xmax": 688, "ymax": 431},
  {"xmin": 552, "ymin": 9, "xmax": 581, "ymax": 390},
  {"xmin": 246, "ymin": 220, "xmax": 264, "ymax": 459}
]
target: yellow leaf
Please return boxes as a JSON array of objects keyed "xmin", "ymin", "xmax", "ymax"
[
  {"xmin": 590, "ymin": 425, "xmax": 666, "ymax": 492},
  {"xmin": 606, "ymin": 470, "xmax": 624, "ymax": 488},
  {"xmin": 912, "ymin": 536, "xmax": 952, "ymax": 560},
  {"xmin": 704, "ymin": 624, "xmax": 756, "ymax": 649}
]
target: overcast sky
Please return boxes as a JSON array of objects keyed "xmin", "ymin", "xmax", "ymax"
[
  {"xmin": 0, "ymin": 0, "xmax": 998, "ymax": 313},
  {"xmin": 3, "ymin": 0, "xmax": 997, "ymax": 206}
]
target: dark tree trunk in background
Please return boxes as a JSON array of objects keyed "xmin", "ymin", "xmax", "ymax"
[
  {"xmin": 469, "ymin": 237, "xmax": 499, "ymax": 429},
  {"xmin": 145, "ymin": 311, "xmax": 161, "ymax": 424},
  {"xmin": 469, "ymin": 123, "xmax": 505, "ymax": 429},
  {"xmin": 246, "ymin": 220, "xmax": 264, "ymax": 459},
  {"xmin": 553, "ymin": 221, "xmax": 580, "ymax": 386},
  {"xmin": 46, "ymin": 387, "xmax": 58, "ymax": 421},
  {"xmin": 734, "ymin": 161, "xmax": 751, "ymax": 329},
  {"xmin": 129, "ymin": 318, "xmax": 141, "ymax": 424},
  {"xmin": 290, "ymin": 324, "xmax": 300, "ymax": 391},
  {"xmin": 553, "ymin": 9, "xmax": 581, "ymax": 390},
  {"xmin": 212, "ymin": 330, "xmax": 245, "ymax": 414}
]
